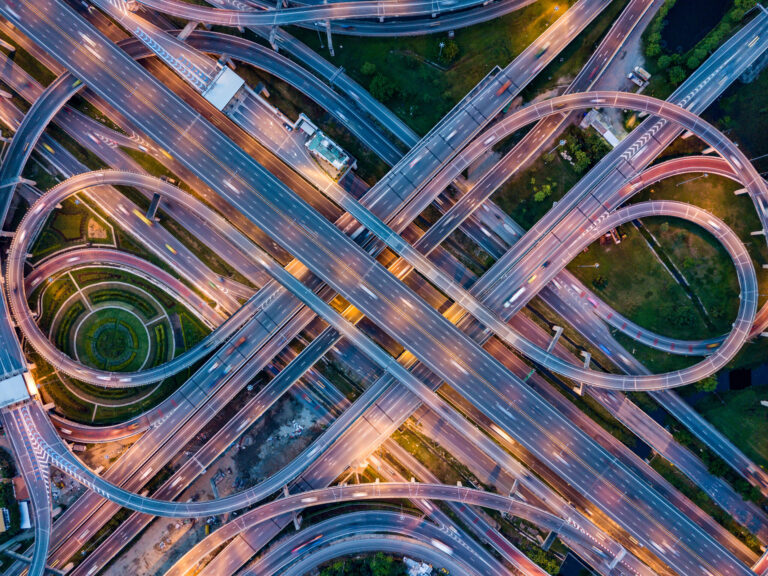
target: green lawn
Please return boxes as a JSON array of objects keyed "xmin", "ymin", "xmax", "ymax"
[
  {"xmin": 74, "ymin": 308, "xmax": 150, "ymax": 372},
  {"xmin": 694, "ymin": 383, "xmax": 768, "ymax": 470},
  {"xmin": 291, "ymin": 0, "xmax": 576, "ymax": 135},
  {"xmin": 569, "ymin": 224, "xmax": 712, "ymax": 339}
]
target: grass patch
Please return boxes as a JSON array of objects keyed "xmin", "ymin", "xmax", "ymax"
[
  {"xmin": 30, "ymin": 197, "xmax": 114, "ymax": 261},
  {"xmin": 693, "ymin": 382, "xmax": 768, "ymax": 469},
  {"xmin": 74, "ymin": 308, "xmax": 149, "ymax": 372},
  {"xmin": 290, "ymin": 0, "xmax": 576, "ymax": 135},
  {"xmin": 569, "ymin": 224, "xmax": 710, "ymax": 339}
]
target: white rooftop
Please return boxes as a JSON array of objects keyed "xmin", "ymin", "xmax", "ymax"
[
  {"xmin": 0, "ymin": 373, "xmax": 30, "ymax": 408},
  {"xmin": 202, "ymin": 66, "xmax": 245, "ymax": 111}
]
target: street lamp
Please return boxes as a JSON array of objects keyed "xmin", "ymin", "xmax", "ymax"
[
  {"xmin": 439, "ymin": 41, "xmax": 445, "ymax": 58},
  {"xmin": 576, "ymin": 263, "xmax": 600, "ymax": 268}
]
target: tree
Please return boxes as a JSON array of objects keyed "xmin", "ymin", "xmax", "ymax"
[
  {"xmin": 592, "ymin": 275, "xmax": 608, "ymax": 290},
  {"xmin": 668, "ymin": 66, "xmax": 687, "ymax": 84},
  {"xmin": 361, "ymin": 61, "xmax": 377, "ymax": 76},
  {"xmin": 657, "ymin": 54, "xmax": 672, "ymax": 69},
  {"xmin": 686, "ymin": 54, "xmax": 701, "ymax": 70},
  {"xmin": 369, "ymin": 74, "xmax": 397, "ymax": 102},
  {"xmin": 573, "ymin": 149, "xmax": 590, "ymax": 173},
  {"xmin": 645, "ymin": 42, "xmax": 661, "ymax": 58},
  {"xmin": 694, "ymin": 375, "xmax": 718, "ymax": 393},
  {"xmin": 533, "ymin": 187, "xmax": 549, "ymax": 202}
]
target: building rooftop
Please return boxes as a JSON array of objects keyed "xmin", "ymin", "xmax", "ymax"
[
  {"xmin": 306, "ymin": 130, "xmax": 350, "ymax": 176},
  {"xmin": 202, "ymin": 66, "xmax": 246, "ymax": 111}
]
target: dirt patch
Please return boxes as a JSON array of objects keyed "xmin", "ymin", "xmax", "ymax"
[
  {"xmin": 87, "ymin": 217, "xmax": 108, "ymax": 240},
  {"xmin": 235, "ymin": 396, "xmax": 323, "ymax": 485},
  {"xmin": 50, "ymin": 467, "xmax": 86, "ymax": 508}
]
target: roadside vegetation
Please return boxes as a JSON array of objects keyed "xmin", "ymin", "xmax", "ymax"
[
  {"xmin": 641, "ymin": 0, "xmax": 760, "ymax": 97},
  {"xmin": 693, "ymin": 382, "xmax": 768, "ymax": 469},
  {"xmin": 317, "ymin": 554, "xmax": 407, "ymax": 576},
  {"xmin": 290, "ymin": 0, "xmax": 576, "ymax": 135}
]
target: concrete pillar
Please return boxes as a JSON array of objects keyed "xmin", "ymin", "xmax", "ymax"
[
  {"xmin": 608, "ymin": 548, "xmax": 626, "ymax": 570},
  {"xmin": 702, "ymin": 146, "xmax": 716, "ymax": 155},
  {"xmin": 574, "ymin": 351, "xmax": 590, "ymax": 395},
  {"xmin": 146, "ymin": 193, "xmax": 162, "ymax": 221},
  {"xmin": 0, "ymin": 39, "xmax": 15, "ymax": 52},
  {"xmin": 541, "ymin": 531, "xmax": 557, "ymax": 551},
  {"xmin": 751, "ymin": 230, "xmax": 765, "ymax": 236},
  {"xmin": 734, "ymin": 188, "xmax": 748, "ymax": 195},
  {"xmin": 509, "ymin": 478, "xmax": 519, "ymax": 497},
  {"xmin": 324, "ymin": 20, "xmax": 335, "ymax": 57},
  {"xmin": 268, "ymin": 28, "xmax": 278, "ymax": 51},
  {"xmin": 546, "ymin": 325, "xmax": 563, "ymax": 353},
  {"xmin": 177, "ymin": 21, "xmax": 198, "ymax": 41}
]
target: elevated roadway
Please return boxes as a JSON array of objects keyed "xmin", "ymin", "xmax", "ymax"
[
  {"xmin": 3, "ymin": 4, "xmax": 765, "ymax": 575},
  {"xmin": 9, "ymin": 197, "xmax": 758, "ymax": 575},
  {"xmin": 25, "ymin": 247, "xmax": 222, "ymax": 328},
  {"xmin": 215, "ymin": 0, "xmax": 541, "ymax": 37},
  {"xmin": 134, "ymin": 0, "xmax": 529, "ymax": 27}
]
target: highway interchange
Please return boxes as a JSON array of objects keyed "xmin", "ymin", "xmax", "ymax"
[{"xmin": 0, "ymin": 0, "xmax": 767, "ymax": 575}]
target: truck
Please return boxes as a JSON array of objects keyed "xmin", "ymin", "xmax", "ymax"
[
  {"xmin": 495, "ymin": 80, "xmax": 511, "ymax": 97},
  {"xmin": 627, "ymin": 72, "xmax": 644, "ymax": 87},
  {"xmin": 634, "ymin": 66, "xmax": 651, "ymax": 82},
  {"xmin": 535, "ymin": 42, "xmax": 550, "ymax": 59}
]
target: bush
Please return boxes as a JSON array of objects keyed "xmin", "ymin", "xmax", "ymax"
[
  {"xmin": 668, "ymin": 66, "xmax": 687, "ymax": 84},
  {"xmin": 440, "ymin": 40, "xmax": 460, "ymax": 64},
  {"xmin": 360, "ymin": 61, "xmax": 377, "ymax": 76},
  {"xmin": 369, "ymin": 74, "xmax": 398, "ymax": 102}
]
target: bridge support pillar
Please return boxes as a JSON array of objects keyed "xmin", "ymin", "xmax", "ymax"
[
  {"xmin": 546, "ymin": 325, "xmax": 563, "ymax": 353},
  {"xmin": 509, "ymin": 478, "xmax": 519, "ymax": 497},
  {"xmin": 608, "ymin": 548, "xmax": 626, "ymax": 570},
  {"xmin": 574, "ymin": 351, "xmax": 590, "ymax": 395},
  {"xmin": 702, "ymin": 146, "xmax": 716, "ymax": 155},
  {"xmin": 269, "ymin": 28, "xmax": 278, "ymax": 51},
  {"xmin": 734, "ymin": 188, "xmax": 748, "ymax": 195},
  {"xmin": 0, "ymin": 39, "xmax": 14, "ymax": 52},
  {"xmin": 541, "ymin": 531, "xmax": 557, "ymax": 551},
  {"xmin": 177, "ymin": 21, "xmax": 198, "ymax": 41},
  {"xmin": 751, "ymin": 229, "xmax": 766, "ymax": 236},
  {"xmin": 147, "ymin": 193, "xmax": 161, "ymax": 221},
  {"xmin": 324, "ymin": 20, "xmax": 335, "ymax": 57}
]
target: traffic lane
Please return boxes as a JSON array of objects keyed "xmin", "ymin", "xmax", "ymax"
[
  {"xmin": 9, "ymin": 5, "xmax": 751, "ymax": 573},
  {"xmin": 392, "ymin": 0, "xmax": 655, "ymax": 233},
  {"xmin": 480, "ymin": 26, "xmax": 768, "ymax": 310}
]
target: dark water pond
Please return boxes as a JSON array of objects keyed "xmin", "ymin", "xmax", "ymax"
[{"xmin": 661, "ymin": 0, "xmax": 731, "ymax": 53}]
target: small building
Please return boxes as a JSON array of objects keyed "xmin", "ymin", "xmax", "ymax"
[
  {"xmin": 0, "ymin": 373, "xmax": 32, "ymax": 408},
  {"xmin": 12, "ymin": 476, "xmax": 29, "ymax": 501},
  {"xmin": 18, "ymin": 501, "xmax": 30, "ymax": 530},
  {"xmin": 404, "ymin": 557, "xmax": 432, "ymax": 575},
  {"xmin": 580, "ymin": 109, "xmax": 622, "ymax": 148},
  {"xmin": 202, "ymin": 65, "xmax": 246, "ymax": 111},
  {"xmin": 305, "ymin": 130, "xmax": 354, "ymax": 180},
  {"xmin": 0, "ymin": 509, "xmax": 7, "ymax": 533}
]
